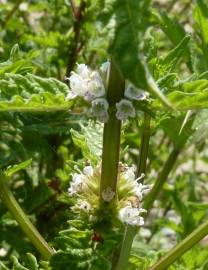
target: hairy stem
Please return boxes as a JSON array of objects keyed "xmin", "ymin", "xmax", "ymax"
[
  {"xmin": 100, "ymin": 60, "xmax": 125, "ymax": 201},
  {"xmin": 0, "ymin": 176, "xmax": 55, "ymax": 260},
  {"xmin": 115, "ymin": 113, "xmax": 151, "ymax": 270},
  {"xmin": 149, "ymin": 219, "xmax": 208, "ymax": 270}
]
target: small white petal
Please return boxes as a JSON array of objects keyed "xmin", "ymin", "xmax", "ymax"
[
  {"xmin": 72, "ymin": 173, "xmax": 86, "ymax": 183},
  {"xmin": 66, "ymin": 91, "xmax": 77, "ymax": 99},
  {"xmin": 69, "ymin": 73, "xmax": 87, "ymax": 97},
  {"xmin": 76, "ymin": 64, "xmax": 90, "ymax": 79},
  {"xmin": 78, "ymin": 200, "xmax": 91, "ymax": 212},
  {"xmin": 83, "ymin": 166, "xmax": 93, "ymax": 176},
  {"xmin": 124, "ymin": 167, "xmax": 136, "ymax": 182},
  {"xmin": 86, "ymin": 71, "xmax": 105, "ymax": 100},
  {"xmin": 119, "ymin": 206, "xmax": 146, "ymax": 226},
  {"xmin": 135, "ymin": 173, "xmax": 145, "ymax": 182},
  {"xmin": 100, "ymin": 61, "xmax": 110, "ymax": 74},
  {"xmin": 68, "ymin": 173, "xmax": 86, "ymax": 196},
  {"xmin": 102, "ymin": 187, "xmax": 115, "ymax": 202}
]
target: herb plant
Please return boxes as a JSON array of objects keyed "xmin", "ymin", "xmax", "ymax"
[{"xmin": 0, "ymin": 1, "xmax": 208, "ymax": 270}]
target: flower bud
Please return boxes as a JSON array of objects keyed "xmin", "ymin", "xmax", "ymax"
[
  {"xmin": 91, "ymin": 98, "xmax": 109, "ymax": 123},
  {"xmin": 116, "ymin": 99, "xmax": 136, "ymax": 121},
  {"xmin": 125, "ymin": 84, "xmax": 148, "ymax": 101}
]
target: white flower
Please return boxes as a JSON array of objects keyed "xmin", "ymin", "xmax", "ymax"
[
  {"xmin": 116, "ymin": 99, "xmax": 136, "ymax": 121},
  {"xmin": 100, "ymin": 61, "xmax": 110, "ymax": 74},
  {"xmin": 125, "ymin": 84, "xmax": 148, "ymax": 101},
  {"xmin": 124, "ymin": 167, "xmax": 136, "ymax": 182},
  {"xmin": 102, "ymin": 187, "xmax": 115, "ymax": 202},
  {"xmin": 0, "ymin": 0, "xmax": 7, "ymax": 4},
  {"xmin": 122, "ymin": 168, "xmax": 149, "ymax": 200},
  {"xmin": 119, "ymin": 206, "xmax": 146, "ymax": 226},
  {"xmin": 86, "ymin": 71, "xmax": 105, "ymax": 100},
  {"xmin": 67, "ymin": 73, "xmax": 86, "ymax": 99},
  {"xmin": 133, "ymin": 183, "xmax": 145, "ymax": 201},
  {"xmin": 83, "ymin": 165, "xmax": 93, "ymax": 176},
  {"xmin": 77, "ymin": 199, "xmax": 91, "ymax": 212},
  {"xmin": 19, "ymin": 3, "xmax": 28, "ymax": 11},
  {"xmin": 68, "ymin": 173, "xmax": 86, "ymax": 196},
  {"xmin": 91, "ymin": 98, "xmax": 109, "ymax": 123},
  {"xmin": 67, "ymin": 64, "xmax": 106, "ymax": 102},
  {"xmin": 133, "ymin": 181, "xmax": 151, "ymax": 201},
  {"xmin": 76, "ymin": 64, "xmax": 90, "ymax": 79}
]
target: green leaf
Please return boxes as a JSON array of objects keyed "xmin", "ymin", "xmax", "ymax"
[
  {"xmin": 89, "ymin": 256, "xmax": 112, "ymax": 270},
  {"xmin": 5, "ymin": 159, "xmax": 32, "ymax": 177},
  {"xmin": 71, "ymin": 122, "xmax": 103, "ymax": 163},
  {"xmin": 109, "ymin": 0, "xmax": 150, "ymax": 89},
  {"xmin": 150, "ymin": 36, "xmax": 190, "ymax": 81},
  {"xmin": 109, "ymin": 0, "xmax": 172, "ymax": 108},
  {"xmin": 0, "ymin": 73, "xmax": 73, "ymax": 112},
  {"xmin": 0, "ymin": 46, "xmax": 38, "ymax": 76},
  {"xmin": 154, "ymin": 11, "xmax": 186, "ymax": 45},
  {"xmin": 9, "ymin": 44, "xmax": 20, "ymax": 62},
  {"xmin": 159, "ymin": 113, "xmax": 194, "ymax": 148},
  {"xmin": 12, "ymin": 256, "xmax": 28, "ymax": 270},
  {"xmin": 154, "ymin": 11, "xmax": 192, "ymax": 70},
  {"xmin": 194, "ymin": 0, "xmax": 208, "ymax": 60},
  {"xmin": 2, "ymin": 254, "xmax": 48, "ymax": 270},
  {"xmin": 161, "ymin": 35, "xmax": 191, "ymax": 73},
  {"xmin": 26, "ymin": 253, "xmax": 39, "ymax": 270},
  {"xmin": 153, "ymin": 79, "xmax": 208, "ymax": 110},
  {"xmin": 0, "ymin": 262, "xmax": 9, "ymax": 270}
]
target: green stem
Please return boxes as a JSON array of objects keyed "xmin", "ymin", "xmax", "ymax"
[
  {"xmin": 100, "ymin": 61, "xmax": 125, "ymax": 200},
  {"xmin": 0, "ymin": 176, "xmax": 55, "ymax": 260},
  {"xmin": 115, "ymin": 113, "xmax": 151, "ymax": 270},
  {"xmin": 115, "ymin": 226, "xmax": 137, "ymax": 270},
  {"xmin": 137, "ymin": 114, "xmax": 151, "ymax": 179},
  {"xmin": 149, "ymin": 219, "xmax": 208, "ymax": 270},
  {"xmin": 143, "ymin": 148, "xmax": 180, "ymax": 212}
]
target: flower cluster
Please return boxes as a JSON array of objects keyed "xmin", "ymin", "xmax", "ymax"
[
  {"xmin": 67, "ymin": 63, "xmax": 149, "ymax": 123},
  {"xmin": 115, "ymin": 84, "xmax": 149, "ymax": 121},
  {"xmin": 67, "ymin": 63, "xmax": 110, "ymax": 123},
  {"xmin": 67, "ymin": 164, "xmax": 151, "ymax": 227},
  {"xmin": 117, "ymin": 166, "xmax": 151, "ymax": 226}
]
